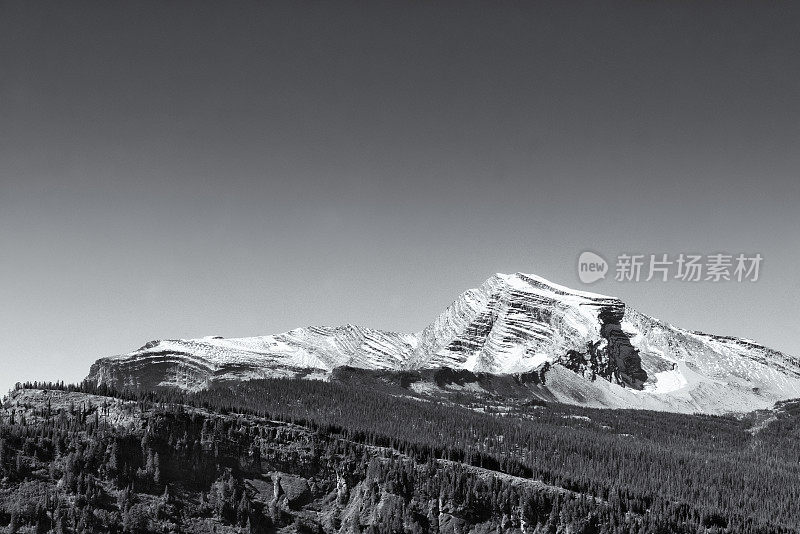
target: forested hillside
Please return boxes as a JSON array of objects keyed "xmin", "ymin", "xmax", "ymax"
[{"xmin": 1, "ymin": 379, "xmax": 799, "ymax": 533}]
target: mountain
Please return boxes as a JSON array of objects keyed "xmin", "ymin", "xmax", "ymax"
[{"xmin": 87, "ymin": 272, "xmax": 800, "ymax": 414}]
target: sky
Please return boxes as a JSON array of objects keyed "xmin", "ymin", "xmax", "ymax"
[{"xmin": 1, "ymin": 1, "xmax": 799, "ymax": 395}]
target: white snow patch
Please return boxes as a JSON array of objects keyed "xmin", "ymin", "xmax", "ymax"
[
  {"xmin": 527, "ymin": 352, "xmax": 551, "ymax": 369},
  {"xmin": 645, "ymin": 368, "xmax": 689, "ymax": 394},
  {"xmin": 563, "ymin": 415, "xmax": 591, "ymax": 422},
  {"xmin": 498, "ymin": 272, "xmax": 615, "ymax": 300}
]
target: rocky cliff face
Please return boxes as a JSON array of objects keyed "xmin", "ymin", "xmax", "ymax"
[
  {"xmin": 88, "ymin": 325, "xmax": 418, "ymax": 391},
  {"xmin": 86, "ymin": 272, "xmax": 800, "ymax": 414}
]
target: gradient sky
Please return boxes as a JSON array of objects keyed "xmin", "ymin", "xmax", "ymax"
[{"xmin": 2, "ymin": 1, "xmax": 799, "ymax": 395}]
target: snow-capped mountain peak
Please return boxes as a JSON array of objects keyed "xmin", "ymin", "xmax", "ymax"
[{"xmin": 87, "ymin": 272, "xmax": 800, "ymax": 414}]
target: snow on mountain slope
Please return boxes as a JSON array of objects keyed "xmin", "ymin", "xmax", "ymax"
[
  {"xmin": 415, "ymin": 273, "xmax": 634, "ymax": 378},
  {"xmin": 86, "ymin": 272, "xmax": 800, "ymax": 414},
  {"xmin": 89, "ymin": 325, "xmax": 418, "ymax": 391}
]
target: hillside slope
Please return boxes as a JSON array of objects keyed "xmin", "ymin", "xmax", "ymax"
[{"xmin": 3, "ymin": 382, "xmax": 800, "ymax": 533}]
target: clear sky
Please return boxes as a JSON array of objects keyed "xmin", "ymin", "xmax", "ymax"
[{"xmin": 1, "ymin": 1, "xmax": 799, "ymax": 395}]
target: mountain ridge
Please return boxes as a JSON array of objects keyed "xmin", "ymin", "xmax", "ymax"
[{"xmin": 87, "ymin": 272, "xmax": 800, "ymax": 414}]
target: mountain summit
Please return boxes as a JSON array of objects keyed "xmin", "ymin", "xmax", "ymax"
[{"xmin": 87, "ymin": 272, "xmax": 800, "ymax": 414}]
